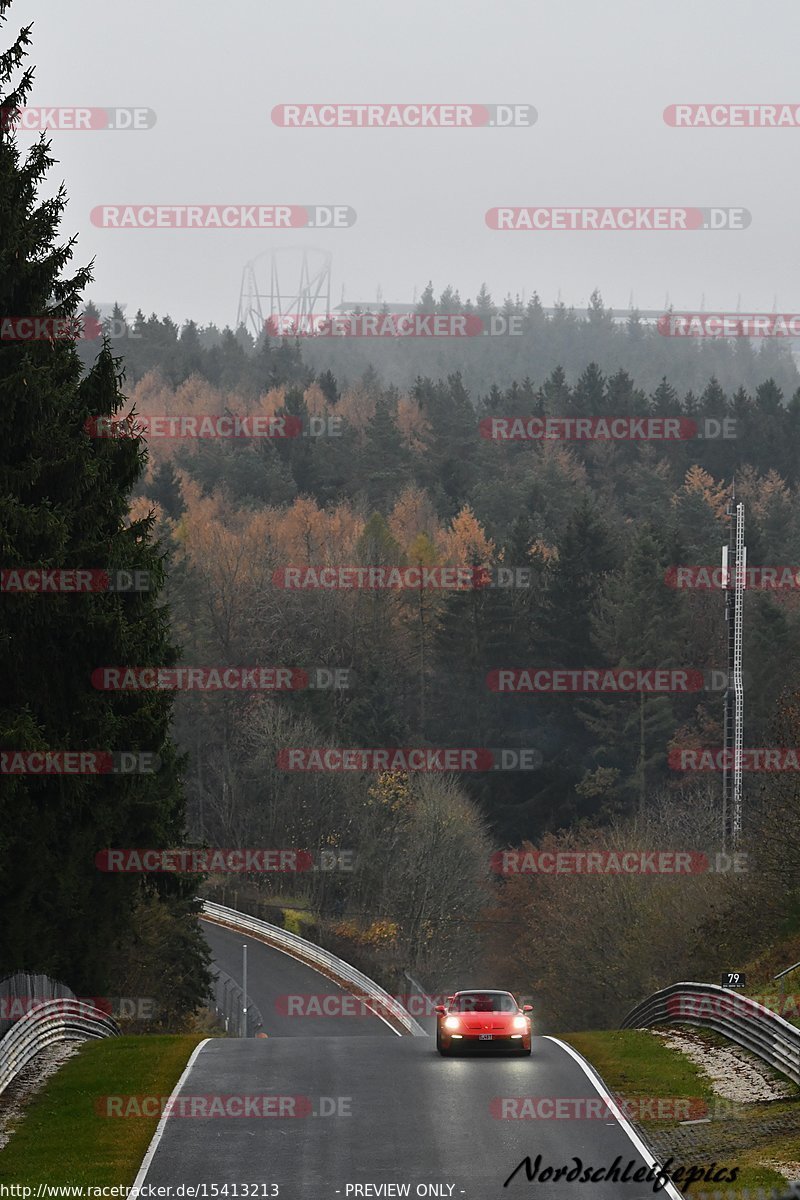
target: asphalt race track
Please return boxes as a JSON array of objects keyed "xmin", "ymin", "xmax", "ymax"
[
  {"xmin": 202, "ymin": 919, "xmax": 393, "ymax": 1037},
  {"xmin": 136, "ymin": 920, "xmax": 681, "ymax": 1199}
]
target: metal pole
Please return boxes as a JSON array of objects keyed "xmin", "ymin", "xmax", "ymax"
[
  {"xmin": 732, "ymin": 504, "xmax": 745, "ymax": 847},
  {"xmin": 721, "ymin": 493, "xmax": 746, "ymax": 851},
  {"xmin": 242, "ymin": 943, "xmax": 248, "ymax": 1038}
]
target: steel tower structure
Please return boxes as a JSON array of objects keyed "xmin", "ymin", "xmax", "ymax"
[
  {"xmin": 721, "ymin": 493, "xmax": 746, "ymax": 849},
  {"xmin": 236, "ymin": 247, "xmax": 332, "ymax": 338}
]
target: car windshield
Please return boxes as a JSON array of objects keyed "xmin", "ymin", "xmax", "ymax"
[{"xmin": 451, "ymin": 992, "xmax": 517, "ymax": 1013}]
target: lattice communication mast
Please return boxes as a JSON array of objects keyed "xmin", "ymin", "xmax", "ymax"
[{"xmin": 721, "ymin": 493, "xmax": 746, "ymax": 850}]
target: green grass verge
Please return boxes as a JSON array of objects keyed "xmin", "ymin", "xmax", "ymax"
[
  {"xmin": 733, "ymin": 1131, "xmax": 800, "ymax": 1185},
  {"xmin": 565, "ymin": 1028, "xmax": 716, "ymax": 1111},
  {"xmin": 564, "ymin": 1029, "xmax": 793, "ymax": 1194},
  {"xmin": 0, "ymin": 1034, "xmax": 207, "ymax": 1186}
]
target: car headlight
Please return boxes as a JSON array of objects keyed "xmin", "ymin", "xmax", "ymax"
[
  {"xmin": 444, "ymin": 1015, "xmax": 460, "ymax": 1031},
  {"xmin": 512, "ymin": 1015, "xmax": 529, "ymax": 1031}
]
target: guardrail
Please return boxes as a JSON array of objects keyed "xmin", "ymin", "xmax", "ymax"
[
  {"xmin": 201, "ymin": 900, "xmax": 427, "ymax": 1036},
  {"xmin": 622, "ymin": 981, "xmax": 800, "ymax": 1086},
  {"xmin": 0, "ymin": 999, "xmax": 120, "ymax": 1095},
  {"xmin": 0, "ymin": 973, "xmax": 76, "ymax": 1040},
  {"xmin": 209, "ymin": 966, "xmax": 264, "ymax": 1037}
]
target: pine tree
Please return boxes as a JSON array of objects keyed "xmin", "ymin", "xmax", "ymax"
[
  {"xmin": 428, "ymin": 556, "xmax": 495, "ymax": 748},
  {"xmin": 273, "ymin": 384, "xmax": 315, "ymax": 492},
  {"xmin": 175, "ymin": 318, "xmax": 204, "ymax": 384},
  {"xmin": 541, "ymin": 365, "xmax": 572, "ymax": 416},
  {"xmin": 582, "ymin": 526, "xmax": 687, "ymax": 812},
  {"xmin": 572, "ymin": 362, "xmax": 606, "ymax": 416},
  {"xmin": 536, "ymin": 498, "xmax": 618, "ymax": 667},
  {"xmin": 360, "ymin": 393, "xmax": 410, "ymax": 510},
  {"xmin": 0, "ymin": 7, "xmax": 210, "ymax": 1009},
  {"xmin": 149, "ymin": 457, "xmax": 185, "ymax": 518},
  {"xmin": 413, "ymin": 373, "xmax": 478, "ymax": 514},
  {"xmin": 317, "ymin": 368, "xmax": 339, "ymax": 406},
  {"xmin": 650, "ymin": 377, "xmax": 679, "ymax": 416},
  {"xmin": 521, "ymin": 500, "xmax": 619, "ymax": 829}
]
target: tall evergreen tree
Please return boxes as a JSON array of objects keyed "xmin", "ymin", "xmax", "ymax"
[
  {"xmin": 0, "ymin": 7, "xmax": 210, "ymax": 1010},
  {"xmin": 582, "ymin": 526, "xmax": 687, "ymax": 812},
  {"xmin": 361, "ymin": 393, "xmax": 410, "ymax": 510},
  {"xmin": 526, "ymin": 500, "xmax": 619, "ymax": 831},
  {"xmin": 536, "ymin": 498, "xmax": 618, "ymax": 668}
]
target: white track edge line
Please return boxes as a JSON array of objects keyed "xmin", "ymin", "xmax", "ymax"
[
  {"xmin": 544, "ymin": 1036, "xmax": 685, "ymax": 1200},
  {"xmin": 130, "ymin": 1037, "xmax": 212, "ymax": 1191}
]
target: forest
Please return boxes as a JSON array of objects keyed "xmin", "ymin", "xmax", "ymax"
[{"xmin": 76, "ymin": 289, "xmax": 800, "ymax": 1029}]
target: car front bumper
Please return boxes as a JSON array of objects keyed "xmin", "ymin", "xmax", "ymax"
[{"xmin": 440, "ymin": 1032, "xmax": 531, "ymax": 1051}]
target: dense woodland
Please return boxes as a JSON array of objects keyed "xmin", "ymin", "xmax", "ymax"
[
  {"xmin": 76, "ymin": 287, "xmax": 800, "ymax": 402},
  {"xmin": 82, "ymin": 295, "xmax": 800, "ymax": 1028},
  {"xmin": 120, "ymin": 353, "xmax": 800, "ymax": 836},
  {"xmin": 4, "ymin": 0, "xmax": 800, "ymax": 1029}
]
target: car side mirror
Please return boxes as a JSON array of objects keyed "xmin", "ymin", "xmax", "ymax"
[
  {"xmin": 434, "ymin": 1005, "xmax": 446, "ymax": 1015},
  {"xmin": 522, "ymin": 1004, "xmax": 533, "ymax": 1012}
]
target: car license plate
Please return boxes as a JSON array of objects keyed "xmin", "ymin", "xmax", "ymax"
[{"xmin": 479, "ymin": 1033, "xmax": 493, "ymax": 1041}]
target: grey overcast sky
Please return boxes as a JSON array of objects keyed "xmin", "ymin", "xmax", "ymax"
[{"xmin": 19, "ymin": 0, "xmax": 800, "ymax": 328}]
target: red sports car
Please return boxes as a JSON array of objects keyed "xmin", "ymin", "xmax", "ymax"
[{"xmin": 434, "ymin": 990, "xmax": 533, "ymax": 1055}]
